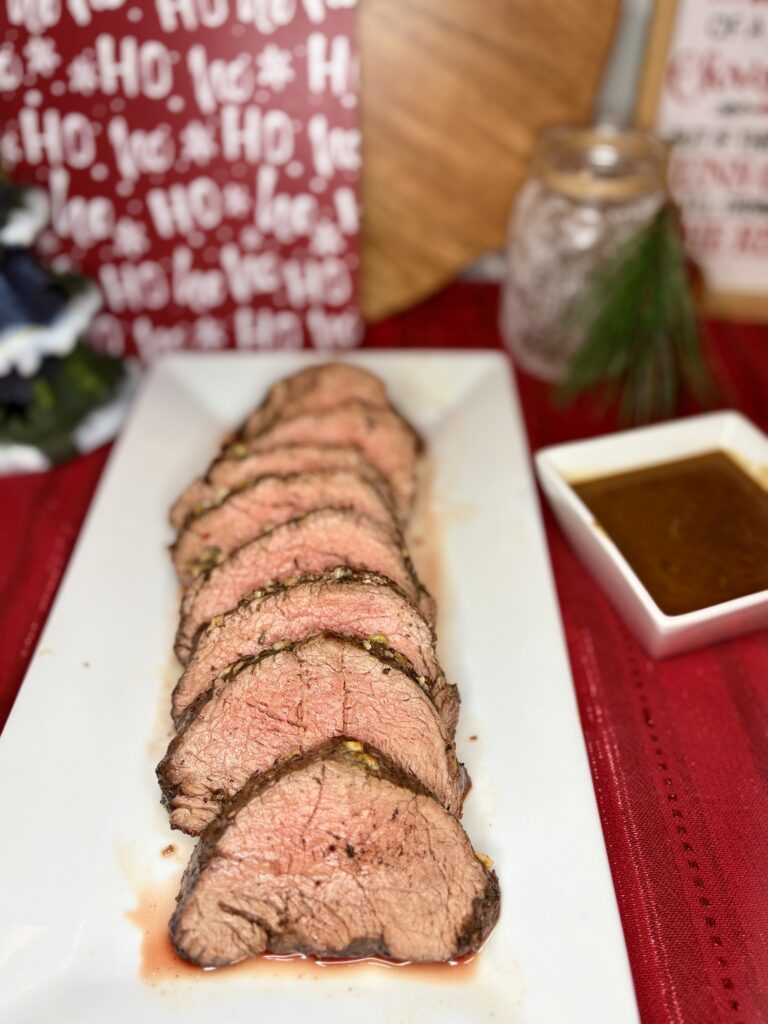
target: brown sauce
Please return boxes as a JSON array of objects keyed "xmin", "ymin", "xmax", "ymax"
[{"xmin": 573, "ymin": 449, "xmax": 768, "ymax": 616}]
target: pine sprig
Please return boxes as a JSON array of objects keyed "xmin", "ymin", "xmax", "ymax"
[{"xmin": 556, "ymin": 204, "xmax": 711, "ymax": 422}]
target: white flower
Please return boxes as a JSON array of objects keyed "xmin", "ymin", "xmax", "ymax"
[
  {"xmin": 113, "ymin": 217, "xmax": 150, "ymax": 259},
  {"xmin": 256, "ymin": 44, "xmax": 295, "ymax": 92},
  {"xmin": 193, "ymin": 317, "xmax": 227, "ymax": 350},
  {"xmin": 67, "ymin": 54, "xmax": 99, "ymax": 96},
  {"xmin": 23, "ymin": 37, "xmax": 61, "ymax": 78},
  {"xmin": 222, "ymin": 183, "xmax": 251, "ymax": 219},
  {"xmin": 310, "ymin": 219, "xmax": 344, "ymax": 256},
  {"xmin": 179, "ymin": 120, "xmax": 218, "ymax": 166},
  {"xmin": 0, "ymin": 130, "xmax": 22, "ymax": 168}
]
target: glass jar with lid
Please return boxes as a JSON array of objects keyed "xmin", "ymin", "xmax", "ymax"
[{"xmin": 500, "ymin": 127, "xmax": 668, "ymax": 381}]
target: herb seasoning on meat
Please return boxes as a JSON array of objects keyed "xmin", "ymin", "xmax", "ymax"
[{"xmin": 573, "ymin": 450, "xmax": 768, "ymax": 616}]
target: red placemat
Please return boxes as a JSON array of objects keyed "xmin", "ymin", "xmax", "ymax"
[{"xmin": 2, "ymin": 282, "xmax": 767, "ymax": 1023}]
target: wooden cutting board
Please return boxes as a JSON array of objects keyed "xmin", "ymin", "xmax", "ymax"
[{"xmin": 358, "ymin": 0, "xmax": 619, "ymax": 321}]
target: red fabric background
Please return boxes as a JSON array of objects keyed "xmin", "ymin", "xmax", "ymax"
[{"xmin": 2, "ymin": 282, "xmax": 767, "ymax": 1022}]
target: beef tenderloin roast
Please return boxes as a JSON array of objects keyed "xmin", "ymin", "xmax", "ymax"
[
  {"xmin": 240, "ymin": 363, "xmax": 391, "ymax": 439},
  {"xmin": 162, "ymin": 365, "xmax": 501, "ymax": 970},
  {"xmin": 171, "ymin": 470, "xmax": 398, "ymax": 585},
  {"xmin": 242, "ymin": 400, "xmax": 421, "ymax": 521},
  {"xmin": 158, "ymin": 634, "xmax": 466, "ymax": 834},
  {"xmin": 172, "ymin": 567, "xmax": 458, "ymax": 732},
  {"xmin": 170, "ymin": 444, "xmax": 390, "ymax": 531},
  {"xmin": 169, "ymin": 739, "xmax": 499, "ymax": 967},
  {"xmin": 174, "ymin": 508, "xmax": 435, "ymax": 663}
]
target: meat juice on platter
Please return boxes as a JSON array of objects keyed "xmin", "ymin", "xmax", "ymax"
[
  {"xmin": 128, "ymin": 874, "xmax": 480, "ymax": 985},
  {"xmin": 152, "ymin": 364, "xmax": 500, "ymax": 972}
]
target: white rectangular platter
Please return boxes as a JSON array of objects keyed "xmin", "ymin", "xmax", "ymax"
[{"xmin": 0, "ymin": 351, "xmax": 638, "ymax": 1024}]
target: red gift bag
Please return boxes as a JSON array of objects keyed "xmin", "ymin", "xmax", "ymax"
[{"xmin": 1, "ymin": 0, "xmax": 362, "ymax": 359}]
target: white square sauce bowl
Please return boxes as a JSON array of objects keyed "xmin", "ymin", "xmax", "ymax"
[{"xmin": 535, "ymin": 411, "xmax": 768, "ymax": 658}]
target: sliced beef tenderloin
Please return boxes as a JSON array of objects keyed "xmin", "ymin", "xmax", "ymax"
[
  {"xmin": 171, "ymin": 470, "xmax": 397, "ymax": 585},
  {"xmin": 242, "ymin": 400, "xmax": 421, "ymax": 521},
  {"xmin": 239, "ymin": 362, "xmax": 390, "ymax": 439},
  {"xmin": 158, "ymin": 633, "xmax": 466, "ymax": 834},
  {"xmin": 174, "ymin": 508, "xmax": 434, "ymax": 663},
  {"xmin": 170, "ymin": 443, "xmax": 389, "ymax": 531},
  {"xmin": 172, "ymin": 567, "xmax": 458, "ymax": 733},
  {"xmin": 170, "ymin": 738, "xmax": 499, "ymax": 967}
]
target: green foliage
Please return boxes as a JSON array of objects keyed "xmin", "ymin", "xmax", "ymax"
[
  {"xmin": 0, "ymin": 177, "xmax": 25, "ymax": 233},
  {"xmin": 0, "ymin": 343, "xmax": 124, "ymax": 463},
  {"xmin": 556, "ymin": 204, "xmax": 711, "ymax": 422}
]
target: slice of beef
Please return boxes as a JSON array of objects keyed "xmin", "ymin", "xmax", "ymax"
[
  {"xmin": 242, "ymin": 400, "xmax": 421, "ymax": 521},
  {"xmin": 171, "ymin": 470, "xmax": 398, "ymax": 585},
  {"xmin": 174, "ymin": 508, "xmax": 435, "ymax": 663},
  {"xmin": 158, "ymin": 633, "xmax": 466, "ymax": 834},
  {"xmin": 172, "ymin": 567, "xmax": 458, "ymax": 733},
  {"xmin": 170, "ymin": 738, "xmax": 500, "ymax": 967},
  {"xmin": 170, "ymin": 444, "xmax": 389, "ymax": 531},
  {"xmin": 240, "ymin": 363, "xmax": 390, "ymax": 439}
]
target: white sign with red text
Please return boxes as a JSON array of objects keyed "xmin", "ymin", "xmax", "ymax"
[{"xmin": 655, "ymin": 0, "xmax": 768, "ymax": 297}]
